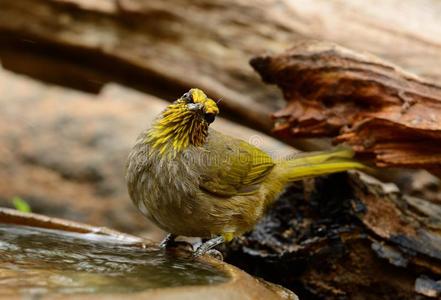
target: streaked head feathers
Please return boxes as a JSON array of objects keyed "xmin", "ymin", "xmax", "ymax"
[{"xmin": 147, "ymin": 88, "xmax": 219, "ymax": 156}]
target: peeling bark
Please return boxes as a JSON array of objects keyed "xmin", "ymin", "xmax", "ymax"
[{"xmin": 251, "ymin": 41, "xmax": 441, "ymax": 173}]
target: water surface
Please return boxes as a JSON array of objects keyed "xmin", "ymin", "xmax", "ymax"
[{"xmin": 0, "ymin": 224, "xmax": 229, "ymax": 296}]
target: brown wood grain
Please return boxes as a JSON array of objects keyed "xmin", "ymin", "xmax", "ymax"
[
  {"xmin": 1, "ymin": 0, "xmax": 441, "ymax": 139},
  {"xmin": 251, "ymin": 41, "xmax": 441, "ymax": 172}
]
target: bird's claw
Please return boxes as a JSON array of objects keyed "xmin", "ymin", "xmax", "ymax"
[
  {"xmin": 192, "ymin": 245, "xmax": 206, "ymax": 258},
  {"xmin": 205, "ymin": 249, "xmax": 224, "ymax": 260},
  {"xmin": 159, "ymin": 233, "xmax": 176, "ymax": 249},
  {"xmin": 192, "ymin": 236, "xmax": 225, "ymax": 258}
]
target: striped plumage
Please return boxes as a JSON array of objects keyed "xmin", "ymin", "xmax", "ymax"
[{"xmin": 125, "ymin": 88, "xmax": 364, "ymax": 255}]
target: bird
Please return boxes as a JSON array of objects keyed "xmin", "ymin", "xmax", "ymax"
[{"xmin": 125, "ymin": 88, "xmax": 365, "ymax": 257}]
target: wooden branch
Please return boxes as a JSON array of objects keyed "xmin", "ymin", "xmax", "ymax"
[{"xmin": 251, "ymin": 41, "xmax": 441, "ymax": 172}]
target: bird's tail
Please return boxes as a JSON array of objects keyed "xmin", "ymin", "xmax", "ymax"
[{"xmin": 278, "ymin": 147, "xmax": 366, "ymax": 182}]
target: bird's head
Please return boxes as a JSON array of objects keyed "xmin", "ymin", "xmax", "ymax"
[
  {"xmin": 147, "ymin": 88, "xmax": 219, "ymax": 156},
  {"xmin": 180, "ymin": 88, "xmax": 219, "ymax": 123}
]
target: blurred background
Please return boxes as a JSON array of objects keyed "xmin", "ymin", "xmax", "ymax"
[{"xmin": 0, "ymin": 0, "xmax": 440, "ymax": 242}]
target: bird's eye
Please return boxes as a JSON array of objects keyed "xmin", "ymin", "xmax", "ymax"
[
  {"xmin": 204, "ymin": 112, "xmax": 216, "ymax": 124},
  {"xmin": 182, "ymin": 92, "xmax": 193, "ymax": 103}
]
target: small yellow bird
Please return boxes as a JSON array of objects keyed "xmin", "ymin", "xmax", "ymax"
[{"xmin": 126, "ymin": 88, "xmax": 364, "ymax": 256}]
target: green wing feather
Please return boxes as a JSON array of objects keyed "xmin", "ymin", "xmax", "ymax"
[
  {"xmin": 200, "ymin": 130, "xmax": 274, "ymax": 197},
  {"xmin": 200, "ymin": 131, "xmax": 365, "ymax": 197}
]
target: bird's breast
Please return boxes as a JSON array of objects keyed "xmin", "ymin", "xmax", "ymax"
[{"xmin": 127, "ymin": 141, "xmax": 212, "ymax": 235}]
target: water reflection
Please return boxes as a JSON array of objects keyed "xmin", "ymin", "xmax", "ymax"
[{"xmin": 0, "ymin": 224, "xmax": 228, "ymax": 296}]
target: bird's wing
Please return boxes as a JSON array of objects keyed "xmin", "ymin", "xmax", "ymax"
[{"xmin": 199, "ymin": 130, "xmax": 275, "ymax": 197}]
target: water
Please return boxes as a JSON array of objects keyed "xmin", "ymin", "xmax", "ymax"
[{"xmin": 0, "ymin": 224, "xmax": 229, "ymax": 296}]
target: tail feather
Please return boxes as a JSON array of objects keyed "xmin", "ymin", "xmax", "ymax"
[
  {"xmin": 282, "ymin": 147, "xmax": 355, "ymax": 166},
  {"xmin": 279, "ymin": 148, "xmax": 365, "ymax": 181}
]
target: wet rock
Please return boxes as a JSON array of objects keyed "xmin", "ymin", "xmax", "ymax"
[{"xmin": 0, "ymin": 208, "xmax": 297, "ymax": 300}]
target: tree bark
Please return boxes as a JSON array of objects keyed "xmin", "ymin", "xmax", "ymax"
[
  {"xmin": 251, "ymin": 40, "xmax": 441, "ymax": 173},
  {"xmin": 225, "ymin": 172, "xmax": 441, "ymax": 299}
]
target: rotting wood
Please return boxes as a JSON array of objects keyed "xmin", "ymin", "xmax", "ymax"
[
  {"xmin": 225, "ymin": 172, "xmax": 441, "ymax": 299},
  {"xmin": 251, "ymin": 40, "xmax": 441, "ymax": 173}
]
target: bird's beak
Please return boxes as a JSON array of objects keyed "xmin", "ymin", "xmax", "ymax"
[{"xmin": 187, "ymin": 103, "xmax": 204, "ymax": 111}]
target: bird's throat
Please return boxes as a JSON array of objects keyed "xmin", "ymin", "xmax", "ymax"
[{"xmin": 146, "ymin": 105, "xmax": 208, "ymax": 156}]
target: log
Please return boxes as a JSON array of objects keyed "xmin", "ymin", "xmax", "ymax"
[
  {"xmin": 225, "ymin": 172, "xmax": 441, "ymax": 299},
  {"xmin": 1, "ymin": 0, "xmax": 441, "ymax": 138},
  {"xmin": 251, "ymin": 41, "xmax": 441, "ymax": 173},
  {"xmin": 0, "ymin": 0, "xmax": 284, "ymax": 134}
]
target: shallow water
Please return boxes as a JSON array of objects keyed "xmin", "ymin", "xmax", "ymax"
[{"xmin": 0, "ymin": 224, "xmax": 229, "ymax": 296}]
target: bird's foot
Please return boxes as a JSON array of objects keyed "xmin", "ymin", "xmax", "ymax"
[
  {"xmin": 205, "ymin": 249, "xmax": 224, "ymax": 261},
  {"xmin": 193, "ymin": 236, "xmax": 225, "ymax": 258},
  {"xmin": 159, "ymin": 233, "xmax": 177, "ymax": 249},
  {"xmin": 160, "ymin": 234, "xmax": 193, "ymax": 257}
]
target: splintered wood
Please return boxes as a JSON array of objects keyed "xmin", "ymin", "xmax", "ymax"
[{"xmin": 251, "ymin": 41, "xmax": 441, "ymax": 173}]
